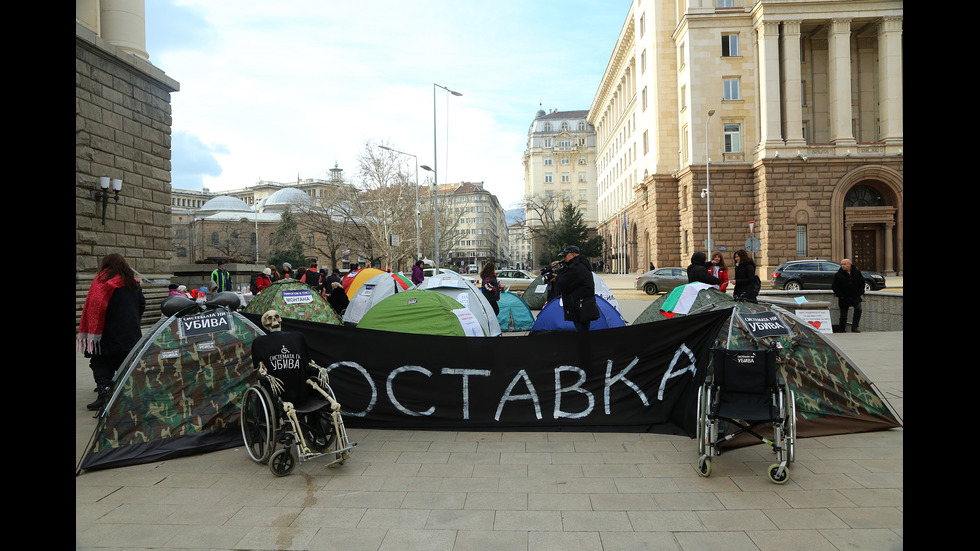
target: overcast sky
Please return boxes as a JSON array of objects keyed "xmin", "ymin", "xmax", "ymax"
[{"xmin": 146, "ymin": 0, "xmax": 630, "ymax": 209}]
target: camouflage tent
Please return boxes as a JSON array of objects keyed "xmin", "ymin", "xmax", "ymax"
[
  {"xmin": 634, "ymin": 289, "xmax": 901, "ymax": 439},
  {"xmin": 77, "ymin": 305, "xmax": 264, "ymax": 473},
  {"xmin": 243, "ymin": 279, "xmax": 342, "ymax": 324}
]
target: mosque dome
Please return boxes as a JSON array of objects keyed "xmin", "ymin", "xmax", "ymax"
[
  {"xmin": 198, "ymin": 195, "xmax": 253, "ymax": 213},
  {"xmin": 261, "ymin": 187, "xmax": 313, "ymax": 211}
]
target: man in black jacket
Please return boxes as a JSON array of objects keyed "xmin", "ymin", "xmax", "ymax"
[
  {"xmin": 554, "ymin": 245, "xmax": 598, "ymax": 332},
  {"xmin": 832, "ymin": 258, "xmax": 865, "ymax": 333}
]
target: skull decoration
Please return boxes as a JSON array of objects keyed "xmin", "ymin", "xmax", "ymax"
[{"xmin": 261, "ymin": 310, "xmax": 282, "ymax": 332}]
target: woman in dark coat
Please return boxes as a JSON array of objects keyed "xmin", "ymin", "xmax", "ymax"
[
  {"xmin": 77, "ymin": 253, "xmax": 146, "ymax": 410},
  {"xmin": 479, "ymin": 262, "xmax": 501, "ymax": 316},
  {"xmin": 731, "ymin": 249, "xmax": 759, "ymax": 301}
]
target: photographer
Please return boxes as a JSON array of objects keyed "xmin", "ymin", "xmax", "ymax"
[{"xmin": 553, "ymin": 245, "xmax": 599, "ymax": 332}]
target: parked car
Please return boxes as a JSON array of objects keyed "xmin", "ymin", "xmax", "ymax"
[
  {"xmin": 494, "ymin": 269, "xmax": 537, "ymax": 293},
  {"xmin": 770, "ymin": 260, "xmax": 886, "ymax": 292},
  {"xmin": 634, "ymin": 267, "xmax": 689, "ymax": 295}
]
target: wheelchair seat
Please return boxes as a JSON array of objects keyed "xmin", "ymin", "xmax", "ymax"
[{"xmin": 696, "ymin": 345, "xmax": 796, "ymax": 484}]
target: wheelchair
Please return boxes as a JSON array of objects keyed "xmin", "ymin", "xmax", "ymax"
[
  {"xmin": 240, "ymin": 366, "xmax": 355, "ymax": 477},
  {"xmin": 696, "ymin": 345, "xmax": 796, "ymax": 484}
]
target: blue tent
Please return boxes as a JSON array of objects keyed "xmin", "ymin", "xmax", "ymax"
[
  {"xmin": 530, "ymin": 295, "xmax": 626, "ymax": 332},
  {"xmin": 496, "ymin": 291, "xmax": 535, "ymax": 331}
]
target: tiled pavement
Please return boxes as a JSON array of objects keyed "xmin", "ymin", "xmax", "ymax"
[{"xmin": 76, "ymin": 281, "xmax": 902, "ymax": 551}]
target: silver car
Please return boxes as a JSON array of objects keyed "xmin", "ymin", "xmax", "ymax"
[
  {"xmin": 634, "ymin": 267, "xmax": 688, "ymax": 295},
  {"xmin": 495, "ymin": 269, "xmax": 537, "ymax": 293}
]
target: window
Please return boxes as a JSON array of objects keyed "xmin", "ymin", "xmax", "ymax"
[
  {"xmin": 643, "ymin": 130, "xmax": 649, "ymax": 155},
  {"xmin": 578, "ymin": 172, "xmax": 586, "ymax": 182},
  {"xmin": 718, "ymin": 0, "xmax": 734, "ymax": 7},
  {"xmin": 724, "ymin": 123, "xmax": 741, "ymax": 153},
  {"xmin": 545, "ymin": 172, "xmax": 553, "ymax": 183},
  {"xmin": 560, "ymin": 122, "xmax": 569, "ymax": 132},
  {"xmin": 562, "ymin": 190, "xmax": 571, "ymax": 202},
  {"xmin": 559, "ymin": 139, "xmax": 571, "ymax": 147},
  {"xmin": 578, "ymin": 157, "xmax": 586, "ymax": 165},
  {"xmin": 561, "ymin": 157, "xmax": 569, "ymax": 165},
  {"xmin": 642, "ymin": 86, "xmax": 647, "ymax": 111},
  {"xmin": 722, "ymin": 34, "xmax": 739, "ymax": 57},
  {"xmin": 545, "ymin": 156, "xmax": 553, "ymax": 165},
  {"xmin": 681, "ymin": 85, "xmax": 686, "ymax": 111},
  {"xmin": 544, "ymin": 123, "xmax": 552, "ymax": 132},
  {"xmin": 796, "ymin": 225, "xmax": 808, "ymax": 256},
  {"xmin": 579, "ymin": 189, "xmax": 587, "ymax": 201},
  {"xmin": 723, "ymin": 77, "xmax": 741, "ymax": 100},
  {"xmin": 544, "ymin": 138, "xmax": 552, "ymax": 147},
  {"xmin": 561, "ymin": 173, "xmax": 570, "ymax": 183},
  {"xmin": 641, "ymin": 50, "xmax": 646, "ymax": 73},
  {"xmin": 578, "ymin": 121, "xmax": 586, "ymax": 131}
]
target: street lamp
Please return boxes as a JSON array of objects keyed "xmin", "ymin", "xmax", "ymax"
[
  {"xmin": 705, "ymin": 109, "xmax": 715, "ymax": 254},
  {"xmin": 420, "ymin": 164, "xmax": 434, "ymax": 264},
  {"xmin": 379, "ymin": 145, "xmax": 422, "ymax": 261},
  {"xmin": 431, "ymin": 83, "xmax": 462, "ymax": 268}
]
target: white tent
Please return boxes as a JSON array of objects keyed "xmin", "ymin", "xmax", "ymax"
[
  {"xmin": 343, "ymin": 272, "xmax": 409, "ymax": 325},
  {"xmin": 414, "ymin": 271, "xmax": 502, "ymax": 336}
]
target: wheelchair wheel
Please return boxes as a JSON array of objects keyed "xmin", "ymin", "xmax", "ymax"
[
  {"xmin": 302, "ymin": 410, "xmax": 337, "ymax": 453},
  {"xmin": 696, "ymin": 385, "xmax": 707, "ymax": 455},
  {"xmin": 697, "ymin": 456, "xmax": 711, "ymax": 478},
  {"xmin": 241, "ymin": 385, "xmax": 277, "ymax": 464},
  {"xmin": 785, "ymin": 388, "xmax": 797, "ymax": 463},
  {"xmin": 768, "ymin": 463, "xmax": 789, "ymax": 484},
  {"xmin": 269, "ymin": 448, "xmax": 296, "ymax": 477}
]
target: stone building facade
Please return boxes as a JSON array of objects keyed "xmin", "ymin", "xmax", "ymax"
[
  {"xmin": 590, "ymin": 0, "xmax": 903, "ymax": 277},
  {"xmin": 75, "ymin": 3, "xmax": 179, "ymax": 282}
]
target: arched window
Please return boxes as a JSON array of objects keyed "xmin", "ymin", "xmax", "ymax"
[
  {"xmin": 844, "ymin": 185, "xmax": 885, "ymax": 207},
  {"xmin": 560, "ymin": 122, "xmax": 569, "ymax": 132},
  {"xmin": 544, "ymin": 123, "xmax": 552, "ymax": 132}
]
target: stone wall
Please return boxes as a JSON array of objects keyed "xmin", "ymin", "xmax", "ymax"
[
  {"xmin": 760, "ymin": 290, "xmax": 903, "ymax": 332},
  {"xmin": 75, "ymin": 23, "xmax": 179, "ymax": 282}
]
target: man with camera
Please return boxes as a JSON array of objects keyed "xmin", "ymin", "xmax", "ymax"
[{"xmin": 550, "ymin": 245, "xmax": 599, "ymax": 332}]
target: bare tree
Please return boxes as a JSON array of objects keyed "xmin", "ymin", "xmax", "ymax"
[
  {"xmin": 295, "ymin": 181, "xmax": 353, "ymax": 271},
  {"xmin": 522, "ymin": 193, "xmax": 562, "ymax": 266}
]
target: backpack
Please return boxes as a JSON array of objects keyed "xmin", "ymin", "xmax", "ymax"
[
  {"xmin": 249, "ymin": 273, "xmax": 259, "ymax": 294},
  {"xmin": 302, "ymin": 269, "xmax": 321, "ymax": 289}
]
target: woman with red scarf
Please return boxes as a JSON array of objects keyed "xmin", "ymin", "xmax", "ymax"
[{"xmin": 77, "ymin": 253, "xmax": 146, "ymax": 411}]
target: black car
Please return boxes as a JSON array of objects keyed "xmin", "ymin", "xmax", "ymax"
[{"xmin": 770, "ymin": 260, "xmax": 886, "ymax": 292}]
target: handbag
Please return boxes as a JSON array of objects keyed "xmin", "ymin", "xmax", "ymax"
[{"xmin": 576, "ymin": 296, "xmax": 600, "ymax": 321}]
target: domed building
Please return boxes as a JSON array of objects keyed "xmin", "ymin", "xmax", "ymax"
[{"xmin": 171, "ymin": 178, "xmax": 336, "ymax": 265}]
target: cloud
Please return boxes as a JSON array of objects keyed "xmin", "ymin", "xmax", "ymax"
[{"xmin": 170, "ymin": 131, "xmax": 228, "ymax": 190}]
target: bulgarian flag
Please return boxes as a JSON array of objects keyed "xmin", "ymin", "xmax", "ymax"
[
  {"xmin": 391, "ymin": 272, "xmax": 412, "ymax": 289},
  {"xmin": 660, "ymin": 283, "xmax": 715, "ymax": 319}
]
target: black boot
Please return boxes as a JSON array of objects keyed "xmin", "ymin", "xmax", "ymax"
[{"xmin": 86, "ymin": 385, "xmax": 111, "ymax": 411}]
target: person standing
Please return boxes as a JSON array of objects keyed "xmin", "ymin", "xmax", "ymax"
[
  {"xmin": 707, "ymin": 252, "xmax": 729, "ymax": 292},
  {"xmin": 732, "ymin": 249, "xmax": 759, "ymax": 301},
  {"xmin": 281, "ymin": 262, "xmax": 293, "ymax": 279},
  {"xmin": 411, "ymin": 260, "xmax": 425, "ymax": 285},
  {"xmin": 211, "ymin": 261, "xmax": 233, "ymax": 292},
  {"xmin": 300, "ymin": 261, "xmax": 322, "ymax": 291},
  {"xmin": 253, "ymin": 267, "xmax": 272, "ymax": 294},
  {"xmin": 554, "ymin": 245, "xmax": 598, "ymax": 332},
  {"xmin": 687, "ymin": 252, "xmax": 722, "ymax": 286},
  {"xmin": 77, "ymin": 253, "xmax": 146, "ymax": 411},
  {"xmin": 479, "ymin": 262, "xmax": 501, "ymax": 316},
  {"xmin": 832, "ymin": 258, "xmax": 866, "ymax": 333}
]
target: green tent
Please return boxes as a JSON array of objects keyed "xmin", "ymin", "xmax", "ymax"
[
  {"xmin": 357, "ymin": 289, "xmax": 486, "ymax": 336},
  {"xmin": 521, "ymin": 273, "xmax": 551, "ymax": 310},
  {"xmin": 634, "ymin": 289, "xmax": 901, "ymax": 439},
  {"xmin": 243, "ymin": 279, "xmax": 341, "ymax": 325}
]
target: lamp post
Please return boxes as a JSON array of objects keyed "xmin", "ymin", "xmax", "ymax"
[
  {"xmin": 379, "ymin": 145, "xmax": 422, "ymax": 261},
  {"xmin": 431, "ymin": 83, "xmax": 462, "ymax": 268},
  {"xmin": 705, "ymin": 109, "xmax": 715, "ymax": 254},
  {"xmin": 420, "ymin": 164, "xmax": 434, "ymax": 263}
]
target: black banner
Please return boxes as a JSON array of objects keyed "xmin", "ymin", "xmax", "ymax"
[
  {"xmin": 737, "ymin": 311, "xmax": 792, "ymax": 338},
  {"xmin": 260, "ymin": 309, "xmax": 730, "ymax": 436}
]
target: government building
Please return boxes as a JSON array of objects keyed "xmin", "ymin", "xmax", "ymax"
[{"xmin": 589, "ymin": 0, "xmax": 903, "ymax": 276}]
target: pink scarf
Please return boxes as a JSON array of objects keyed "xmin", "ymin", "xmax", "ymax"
[{"xmin": 77, "ymin": 272, "xmax": 127, "ymax": 354}]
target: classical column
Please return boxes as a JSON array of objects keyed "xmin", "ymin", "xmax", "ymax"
[
  {"xmin": 883, "ymin": 221, "xmax": 895, "ymax": 276},
  {"xmin": 781, "ymin": 21, "xmax": 806, "ymax": 148},
  {"xmin": 757, "ymin": 20, "xmax": 784, "ymax": 149},
  {"xmin": 100, "ymin": 0, "xmax": 149, "ymax": 60},
  {"xmin": 878, "ymin": 16, "xmax": 904, "ymax": 145},
  {"xmin": 828, "ymin": 19, "xmax": 856, "ymax": 146}
]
